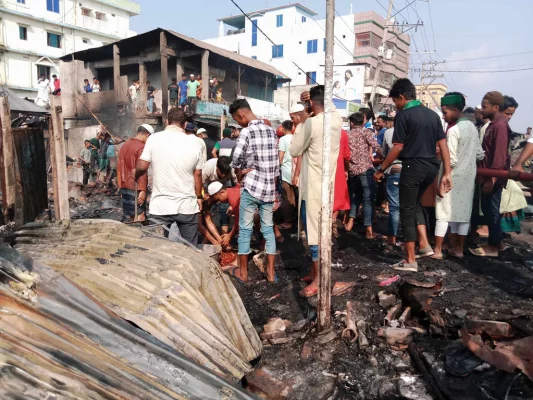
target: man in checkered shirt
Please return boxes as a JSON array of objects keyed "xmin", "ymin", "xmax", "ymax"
[{"xmin": 230, "ymin": 99, "xmax": 279, "ymax": 283}]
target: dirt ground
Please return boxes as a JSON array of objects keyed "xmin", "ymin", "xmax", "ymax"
[{"xmin": 232, "ymin": 212, "xmax": 533, "ymax": 400}]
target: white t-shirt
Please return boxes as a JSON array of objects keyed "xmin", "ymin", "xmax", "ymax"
[
  {"xmin": 201, "ymin": 158, "xmax": 237, "ymax": 188},
  {"xmin": 140, "ymin": 125, "xmax": 204, "ymax": 215},
  {"xmin": 278, "ymin": 134, "xmax": 293, "ymax": 184}
]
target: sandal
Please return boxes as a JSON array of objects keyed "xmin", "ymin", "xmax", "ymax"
[
  {"xmin": 447, "ymin": 249, "xmax": 464, "ymax": 260},
  {"xmin": 415, "ymin": 245, "xmax": 435, "ymax": 259},
  {"xmin": 391, "ymin": 260, "xmax": 418, "ymax": 272},
  {"xmin": 430, "ymin": 254, "xmax": 444, "ymax": 260},
  {"xmin": 469, "ymin": 246, "xmax": 498, "ymax": 258},
  {"xmin": 332, "ymin": 281, "xmax": 356, "ymax": 296},
  {"xmin": 226, "ymin": 266, "xmax": 246, "ymax": 284},
  {"xmin": 299, "ymin": 285, "xmax": 318, "ymax": 298}
]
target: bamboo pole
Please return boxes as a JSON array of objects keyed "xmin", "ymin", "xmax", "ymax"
[{"xmin": 317, "ymin": 0, "xmax": 335, "ymax": 332}]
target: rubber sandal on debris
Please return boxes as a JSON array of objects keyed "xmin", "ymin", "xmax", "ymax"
[
  {"xmin": 332, "ymin": 281, "xmax": 356, "ymax": 296},
  {"xmin": 299, "ymin": 286, "xmax": 318, "ymax": 298}
]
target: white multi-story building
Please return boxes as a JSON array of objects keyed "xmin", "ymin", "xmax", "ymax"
[
  {"xmin": 0, "ymin": 0, "xmax": 139, "ymax": 97},
  {"xmin": 205, "ymin": 3, "xmax": 410, "ymax": 105}
]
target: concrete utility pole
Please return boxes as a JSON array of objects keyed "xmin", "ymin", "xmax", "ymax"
[
  {"xmin": 419, "ymin": 61, "xmax": 444, "ymax": 110},
  {"xmin": 369, "ymin": 0, "xmax": 394, "ymax": 108},
  {"xmin": 317, "ymin": 0, "xmax": 335, "ymax": 333}
]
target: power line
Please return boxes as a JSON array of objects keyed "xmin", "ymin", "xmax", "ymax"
[
  {"xmin": 426, "ymin": 0, "xmax": 436, "ymax": 51},
  {"xmin": 416, "ymin": 66, "xmax": 533, "ymax": 73},
  {"xmin": 334, "ymin": 8, "xmax": 355, "ymax": 36},
  {"xmin": 444, "ymin": 50, "xmax": 533, "ymax": 63}
]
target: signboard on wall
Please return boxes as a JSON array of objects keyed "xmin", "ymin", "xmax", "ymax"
[{"xmin": 319, "ymin": 64, "xmax": 365, "ymax": 103}]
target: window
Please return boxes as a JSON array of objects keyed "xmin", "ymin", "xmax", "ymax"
[
  {"xmin": 37, "ymin": 65, "xmax": 50, "ymax": 80},
  {"xmin": 19, "ymin": 26, "xmax": 27, "ymax": 40},
  {"xmin": 82, "ymin": 38, "xmax": 89, "ymax": 44},
  {"xmin": 251, "ymin": 19, "xmax": 257, "ymax": 47},
  {"xmin": 356, "ymin": 33, "xmax": 371, "ymax": 48},
  {"xmin": 251, "ymin": 56, "xmax": 257, "ymax": 60},
  {"xmin": 46, "ymin": 0, "xmax": 60, "ymax": 13},
  {"xmin": 17, "ymin": 0, "xmax": 25, "ymax": 3},
  {"xmin": 431, "ymin": 91, "xmax": 438, "ymax": 95},
  {"xmin": 307, "ymin": 39, "xmax": 318, "ymax": 54},
  {"xmin": 306, "ymin": 71, "xmax": 317, "ymax": 85},
  {"xmin": 272, "ymin": 45, "xmax": 283, "ymax": 58},
  {"xmin": 301, "ymin": 16, "xmax": 307, "ymax": 23},
  {"xmin": 47, "ymin": 32, "xmax": 61, "ymax": 48},
  {"xmin": 81, "ymin": 7, "xmax": 91, "ymax": 16},
  {"xmin": 95, "ymin": 12, "xmax": 105, "ymax": 21},
  {"xmin": 276, "ymin": 14, "xmax": 283, "ymax": 27}
]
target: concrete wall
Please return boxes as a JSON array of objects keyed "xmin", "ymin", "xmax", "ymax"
[{"xmin": 273, "ymin": 84, "xmax": 314, "ymax": 112}]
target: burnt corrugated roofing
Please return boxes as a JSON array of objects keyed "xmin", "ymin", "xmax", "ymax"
[
  {"xmin": 0, "ymin": 86, "xmax": 49, "ymax": 114},
  {"xmin": 0, "ymin": 242, "xmax": 257, "ymax": 399},
  {"xmin": 14, "ymin": 219, "xmax": 262, "ymax": 383}
]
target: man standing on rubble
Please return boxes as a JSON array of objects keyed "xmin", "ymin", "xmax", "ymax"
[
  {"xmin": 290, "ymin": 85, "xmax": 343, "ymax": 297},
  {"xmin": 135, "ymin": 108, "xmax": 204, "ymax": 245},
  {"xmin": 119, "ymin": 124, "xmax": 153, "ymax": 221},
  {"xmin": 229, "ymin": 99, "xmax": 279, "ymax": 283}
]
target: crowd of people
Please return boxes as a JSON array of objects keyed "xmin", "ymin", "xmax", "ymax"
[{"xmin": 99, "ymin": 77, "xmax": 527, "ymax": 298}]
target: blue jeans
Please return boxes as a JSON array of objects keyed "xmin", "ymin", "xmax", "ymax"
[
  {"xmin": 301, "ymin": 200, "xmax": 319, "ymax": 262},
  {"xmin": 481, "ymin": 186, "xmax": 503, "ymax": 247},
  {"xmin": 238, "ymin": 189, "xmax": 276, "ymax": 255},
  {"xmin": 348, "ymin": 169, "xmax": 376, "ymax": 227},
  {"xmin": 147, "ymin": 98, "xmax": 154, "ymax": 113},
  {"xmin": 387, "ymin": 172, "xmax": 401, "ymax": 237}
]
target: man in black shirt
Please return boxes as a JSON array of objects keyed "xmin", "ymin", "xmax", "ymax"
[
  {"xmin": 146, "ymin": 81, "xmax": 157, "ymax": 114},
  {"xmin": 374, "ymin": 78, "xmax": 452, "ymax": 272},
  {"xmin": 197, "ymin": 128, "xmax": 216, "ymax": 160}
]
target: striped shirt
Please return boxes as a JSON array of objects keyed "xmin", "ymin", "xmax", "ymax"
[{"xmin": 231, "ymin": 120, "xmax": 279, "ymax": 202}]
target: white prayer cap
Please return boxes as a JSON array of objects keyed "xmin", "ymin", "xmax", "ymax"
[
  {"xmin": 290, "ymin": 104, "xmax": 305, "ymax": 113},
  {"xmin": 208, "ymin": 181, "xmax": 223, "ymax": 196},
  {"xmin": 476, "ymin": 105, "xmax": 482, "ymax": 110},
  {"xmin": 197, "ymin": 128, "xmax": 207, "ymax": 135},
  {"xmin": 139, "ymin": 124, "xmax": 154, "ymax": 135},
  {"xmin": 190, "ymin": 74, "xmax": 195, "ymax": 77}
]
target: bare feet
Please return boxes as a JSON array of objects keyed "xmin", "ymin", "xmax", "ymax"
[
  {"xmin": 299, "ymin": 282, "xmax": 318, "ymax": 297},
  {"xmin": 345, "ymin": 217, "xmax": 354, "ymax": 232}
]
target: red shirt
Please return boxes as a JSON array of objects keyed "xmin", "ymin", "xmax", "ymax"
[
  {"xmin": 227, "ymin": 186, "xmax": 240, "ymax": 232},
  {"xmin": 479, "ymin": 115, "xmax": 511, "ymax": 187},
  {"xmin": 118, "ymin": 138, "xmax": 147, "ymax": 191}
]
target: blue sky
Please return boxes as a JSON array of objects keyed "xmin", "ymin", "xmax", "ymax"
[{"xmin": 130, "ymin": 0, "xmax": 532, "ymax": 131}]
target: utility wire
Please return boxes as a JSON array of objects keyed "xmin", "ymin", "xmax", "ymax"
[
  {"xmin": 335, "ymin": 8, "xmax": 356, "ymax": 36},
  {"xmin": 311, "ymin": 16, "xmax": 354, "ymax": 61},
  {"xmin": 444, "ymin": 49, "xmax": 533, "ymax": 63},
  {"xmin": 416, "ymin": 66, "xmax": 533, "ymax": 73},
  {"xmin": 426, "ymin": 0, "xmax": 436, "ymax": 51}
]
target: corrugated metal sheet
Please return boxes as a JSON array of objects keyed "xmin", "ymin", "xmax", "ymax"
[
  {"xmin": 166, "ymin": 30, "xmax": 289, "ymax": 79},
  {"xmin": 0, "ymin": 243, "xmax": 257, "ymax": 399},
  {"xmin": 14, "ymin": 219, "xmax": 262, "ymax": 383},
  {"xmin": 0, "ymin": 86, "xmax": 49, "ymax": 114}
]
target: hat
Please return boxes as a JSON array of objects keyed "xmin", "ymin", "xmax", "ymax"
[
  {"xmin": 208, "ymin": 181, "xmax": 223, "ymax": 196},
  {"xmin": 209, "ymin": 79, "xmax": 214, "ymax": 84},
  {"xmin": 476, "ymin": 105, "xmax": 482, "ymax": 110},
  {"xmin": 483, "ymin": 91, "xmax": 504, "ymax": 107},
  {"xmin": 185, "ymin": 122, "xmax": 197, "ymax": 132},
  {"xmin": 139, "ymin": 124, "xmax": 154, "ymax": 135},
  {"xmin": 197, "ymin": 128, "xmax": 207, "ymax": 135},
  {"xmin": 290, "ymin": 104, "xmax": 305, "ymax": 113},
  {"xmin": 223, "ymin": 128, "xmax": 232, "ymax": 137},
  {"xmin": 228, "ymin": 124, "xmax": 242, "ymax": 129},
  {"xmin": 190, "ymin": 74, "xmax": 195, "ymax": 77}
]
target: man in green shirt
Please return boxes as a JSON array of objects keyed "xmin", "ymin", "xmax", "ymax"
[
  {"xmin": 186, "ymin": 74, "xmax": 201, "ymax": 111},
  {"xmin": 89, "ymin": 131, "xmax": 103, "ymax": 176}
]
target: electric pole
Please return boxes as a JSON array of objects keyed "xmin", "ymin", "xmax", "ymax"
[{"xmin": 317, "ymin": 0, "xmax": 335, "ymax": 333}]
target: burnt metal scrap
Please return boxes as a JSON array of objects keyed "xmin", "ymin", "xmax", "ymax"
[
  {"xmin": 13, "ymin": 219, "xmax": 262, "ymax": 382},
  {"xmin": 0, "ymin": 244, "xmax": 257, "ymax": 399}
]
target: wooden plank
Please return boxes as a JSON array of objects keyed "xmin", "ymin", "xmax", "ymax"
[
  {"xmin": 201, "ymin": 50, "xmax": 209, "ymax": 102},
  {"xmin": 138, "ymin": 62, "xmax": 147, "ymax": 115},
  {"xmin": 160, "ymin": 31, "xmax": 168, "ymax": 121},
  {"xmin": 113, "ymin": 44, "xmax": 121, "ymax": 103},
  {"xmin": 48, "ymin": 97, "xmax": 70, "ymax": 222},
  {"xmin": 0, "ymin": 97, "xmax": 16, "ymax": 223}
]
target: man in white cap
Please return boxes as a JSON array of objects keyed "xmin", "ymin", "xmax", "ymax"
[
  {"xmin": 187, "ymin": 74, "xmax": 201, "ymax": 111},
  {"xmin": 197, "ymin": 127, "xmax": 216, "ymax": 160},
  {"xmin": 118, "ymin": 124, "xmax": 154, "ymax": 222}
]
